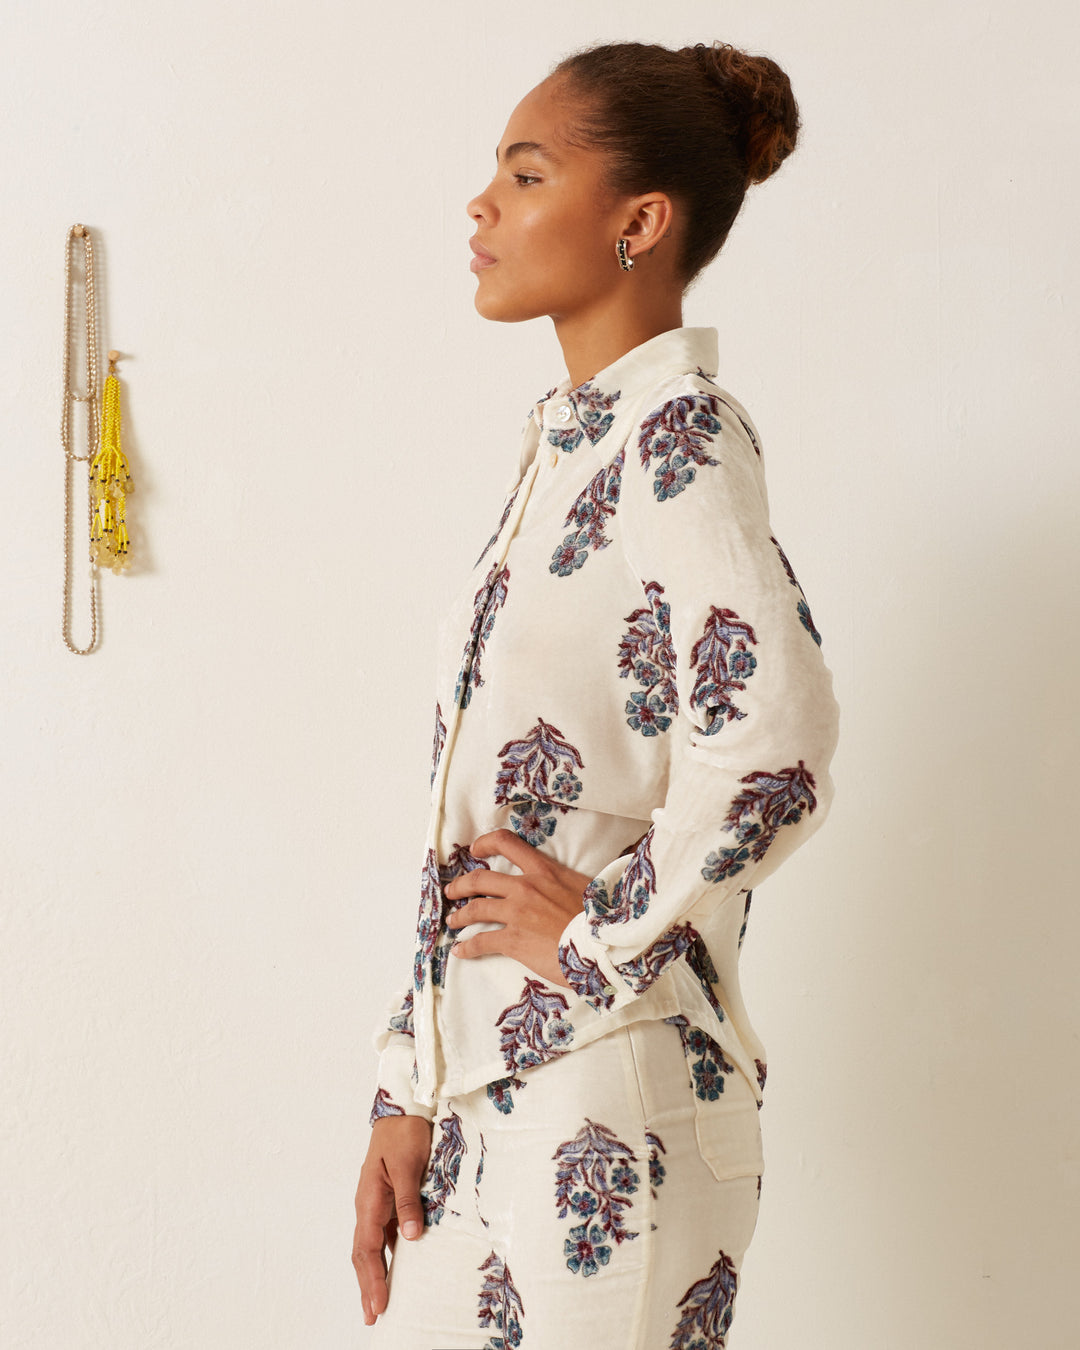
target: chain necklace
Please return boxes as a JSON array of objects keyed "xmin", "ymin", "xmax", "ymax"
[
  {"xmin": 61, "ymin": 224, "xmax": 132, "ymax": 652},
  {"xmin": 61, "ymin": 223, "xmax": 100, "ymax": 654}
]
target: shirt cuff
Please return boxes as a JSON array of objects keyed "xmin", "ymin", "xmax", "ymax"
[{"xmin": 369, "ymin": 1029, "xmax": 437, "ymax": 1126}]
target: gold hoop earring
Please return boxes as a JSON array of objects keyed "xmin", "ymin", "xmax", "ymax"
[{"xmin": 616, "ymin": 239, "xmax": 634, "ymax": 272}]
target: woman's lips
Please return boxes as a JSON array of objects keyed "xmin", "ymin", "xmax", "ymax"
[{"xmin": 470, "ymin": 253, "xmax": 497, "ymax": 272}]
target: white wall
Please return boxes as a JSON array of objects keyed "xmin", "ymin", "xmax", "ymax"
[{"xmin": 3, "ymin": 1, "xmax": 1078, "ymax": 1346}]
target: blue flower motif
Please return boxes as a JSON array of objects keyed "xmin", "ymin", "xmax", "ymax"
[
  {"xmin": 691, "ymin": 409, "xmax": 723, "ymax": 437},
  {"xmin": 515, "ymin": 1048, "xmax": 543, "ymax": 1070},
  {"xmin": 486, "ymin": 1078, "xmax": 517, "ymax": 1114},
  {"xmin": 686, "ymin": 1028, "xmax": 711, "ymax": 1056},
  {"xmin": 653, "ymin": 452, "xmax": 696, "ymax": 501},
  {"xmin": 649, "ymin": 1156, "xmax": 666, "ymax": 1190},
  {"xmin": 545, "ymin": 1016, "xmax": 575, "ymax": 1048},
  {"xmin": 692, "ymin": 1055, "xmax": 727, "ymax": 1101},
  {"xmin": 579, "ymin": 409, "xmax": 615, "ymax": 444},
  {"xmin": 611, "ymin": 1164, "xmax": 640, "ymax": 1194},
  {"xmin": 632, "ymin": 657, "xmax": 662, "ymax": 688},
  {"xmin": 551, "ymin": 771, "xmax": 582, "ymax": 805},
  {"xmin": 569, "ymin": 1190, "xmax": 598, "ymax": 1218},
  {"xmin": 648, "ymin": 430, "xmax": 677, "ymax": 460},
  {"xmin": 510, "ymin": 798, "xmax": 557, "ymax": 846},
  {"xmin": 625, "ymin": 690, "xmax": 672, "ymax": 736},
  {"xmin": 701, "ymin": 845, "xmax": 750, "ymax": 882},
  {"xmin": 549, "ymin": 530, "xmax": 590, "ymax": 577},
  {"xmin": 728, "ymin": 649, "xmax": 757, "ymax": 680},
  {"xmin": 548, "ymin": 426, "xmax": 583, "ymax": 453},
  {"xmin": 564, "ymin": 1222, "xmax": 612, "ymax": 1277}
]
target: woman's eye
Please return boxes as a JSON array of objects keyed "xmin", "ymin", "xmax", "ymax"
[{"xmin": 513, "ymin": 173, "xmax": 540, "ymax": 186}]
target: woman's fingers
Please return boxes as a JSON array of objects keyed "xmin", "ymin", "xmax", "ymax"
[
  {"xmin": 469, "ymin": 827, "xmax": 550, "ymax": 874},
  {"xmin": 451, "ymin": 926, "xmax": 508, "ymax": 960},
  {"xmin": 445, "ymin": 868, "xmax": 517, "ymax": 901},
  {"xmin": 353, "ymin": 1118, "xmax": 433, "ymax": 1324},
  {"xmin": 352, "ymin": 1166, "xmax": 394, "ymax": 1322}
]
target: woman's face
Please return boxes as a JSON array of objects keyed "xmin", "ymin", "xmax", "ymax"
[{"xmin": 466, "ymin": 78, "xmax": 629, "ymax": 324}]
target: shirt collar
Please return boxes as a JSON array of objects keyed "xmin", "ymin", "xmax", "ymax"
[{"xmin": 529, "ymin": 326, "xmax": 720, "ymax": 451}]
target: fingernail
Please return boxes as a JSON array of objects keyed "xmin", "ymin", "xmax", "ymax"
[{"xmin": 403, "ymin": 1220, "xmax": 421, "ymax": 1239}]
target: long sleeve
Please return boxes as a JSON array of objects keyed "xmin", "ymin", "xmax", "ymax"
[
  {"xmin": 368, "ymin": 982, "xmax": 437, "ymax": 1125},
  {"xmin": 555, "ymin": 382, "xmax": 840, "ymax": 1012}
]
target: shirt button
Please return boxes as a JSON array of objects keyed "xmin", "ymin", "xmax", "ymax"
[
  {"xmin": 549, "ymin": 451, "xmax": 559, "ymax": 468},
  {"xmin": 555, "ymin": 405, "xmax": 572, "ymax": 422}
]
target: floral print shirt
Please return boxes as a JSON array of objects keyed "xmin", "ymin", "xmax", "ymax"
[{"xmin": 369, "ymin": 326, "xmax": 840, "ymax": 1121}]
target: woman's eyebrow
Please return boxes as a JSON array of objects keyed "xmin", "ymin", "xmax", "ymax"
[{"xmin": 496, "ymin": 141, "xmax": 563, "ymax": 165}]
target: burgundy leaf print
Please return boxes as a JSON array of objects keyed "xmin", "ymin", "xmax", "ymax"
[
  {"xmin": 441, "ymin": 843, "xmax": 491, "ymax": 884},
  {"xmin": 689, "ymin": 606, "xmax": 758, "ymax": 733},
  {"xmin": 771, "ymin": 534, "xmax": 800, "ymax": 589},
  {"xmin": 670, "ymin": 1250, "xmax": 740, "ymax": 1348},
  {"xmin": 414, "ymin": 845, "xmax": 491, "ymax": 994},
  {"xmin": 570, "ymin": 380, "xmax": 622, "ymax": 445},
  {"xmin": 413, "ymin": 847, "xmax": 443, "ymax": 994},
  {"xmin": 420, "ymin": 1107, "xmax": 467, "ymax": 1227},
  {"xmin": 495, "ymin": 718, "xmax": 584, "ymax": 814},
  {"xmin": 613, "ymin": 921, "xmax": 696, "ymax": 996},
  {"xmin": 618, "ymin": 580, "xmax": 679, "ymax": 738},
  {"xmin": 495, "ymin": 978, "xmax": 574, "ymax": 1073},
  {"xmin": 558, "ymin": 939, "xmax": 617, "ymax": 1011},
  {"xmin": 701, "ymin": 762, "xmax": 818, "ymax": 884},
  {"xmin": 546, "ymin": 380, "xmax": 622, "ymax": 454},
  {"xmin": 637, "ymin": 392, "xmax": 724, "ymax": 502},
  {"xmin": 549, "ymin": 447, "xmax": 624, "ymax": 576},
  {"xmin": 554, "ymin": 1118, "xmax": 641, "ymax": 1275},
  {"xmin": 368, "ymin": 1088, "xmax": 405, "ymax": 1126},
  {"xmin": 455, "ymin": 564, "xmax": 510, "ymax": 710},
  {"xmin": 387, "ymin": 987, "xmax": 415, "ymax": 1038},
  {"xmin": 478, "ymin": 1250, "xmax": 525, "ymax": 1348},
  {"xmin": 590, "ymin": 829, "xmax": 656, "ymax": 935}
]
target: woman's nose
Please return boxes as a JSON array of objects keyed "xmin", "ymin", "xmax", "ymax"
[{"xmin": 466, "ymin": 184, "xmax": 493, "ymax": 222}]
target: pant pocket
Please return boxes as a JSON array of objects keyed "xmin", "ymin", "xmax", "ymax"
[{"xmin": 668, "ymin": 1019, "xmax": 765, "ymax": 1183}]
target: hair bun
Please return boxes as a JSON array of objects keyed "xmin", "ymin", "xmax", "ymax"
[{"xmin": 685, "ymin": 41, "xmax": 800, "ymax": 185}]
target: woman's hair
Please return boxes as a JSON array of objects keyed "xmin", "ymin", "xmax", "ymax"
[{"xmin": 548, "ymin": 40, "xmax": 800, "ymax": 289}]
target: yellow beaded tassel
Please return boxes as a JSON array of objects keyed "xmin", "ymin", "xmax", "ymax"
[{"xmin": 89, "ymin": 350, "xmax": 133, "ymax": 572}]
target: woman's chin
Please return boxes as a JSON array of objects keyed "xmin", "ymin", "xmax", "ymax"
[{"xmin": 473, "ymin": 288, "xmax": 542, "ymax": 325}]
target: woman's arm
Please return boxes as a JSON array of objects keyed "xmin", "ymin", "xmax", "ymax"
[{"xmin": 552, "ymin": 385, "xmax": 840, "ymax": 1010}]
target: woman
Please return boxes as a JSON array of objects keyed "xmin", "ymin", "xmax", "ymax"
[{"xmin": 353, "ymin": 38, "xmax": 839, "ymax": 1348}]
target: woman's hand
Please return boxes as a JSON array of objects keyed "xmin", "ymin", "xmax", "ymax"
[
  {"xmin": 444, "ymin": 828, "xmax": 592, "ymax": 987},
  {"xmin": 351, "ymin": 1115, "xmax": 433, "ymax": 1326}
]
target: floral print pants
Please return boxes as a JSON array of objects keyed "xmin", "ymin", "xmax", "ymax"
[{"xmin": 364, "ymin": 1016, "xmax": 763, "ymax": 1349}]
